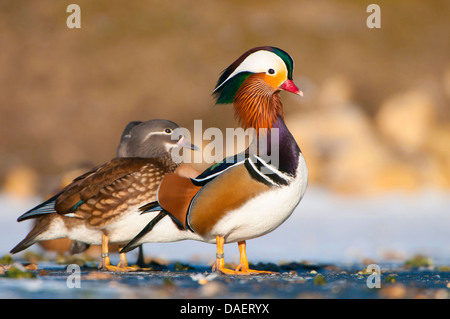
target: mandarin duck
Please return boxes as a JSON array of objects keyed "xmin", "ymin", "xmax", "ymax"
[
  {"xmin": 121, "ymin": 46, "xmax": 308, "ymax": 275},
  {"xmin": 32, "ymin": 122, "xmax": 144, "ymax": 257},
  {"xmin": 10, "ymin": 119, "xmax": 198, "ymax": 271},
  {"xmin": 47, "ymin": 121, "xmax": 144, "ymax": 256},
  {"xmin": 66, "ymin": 121, "xmax": 147, "ymax": 259}
]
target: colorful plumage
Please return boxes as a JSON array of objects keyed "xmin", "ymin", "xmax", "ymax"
[{"xmin": 122, "ymin": 46, "xmax": 308, "ymax": 275}]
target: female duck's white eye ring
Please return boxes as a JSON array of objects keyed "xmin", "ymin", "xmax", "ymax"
[
  {"xmin": 268, "ymin": 68, "xmax": 275, "ymax": 75},
  {"xmin": 164, "ymin": 128, "xmax": 173, "ymax": 134}
]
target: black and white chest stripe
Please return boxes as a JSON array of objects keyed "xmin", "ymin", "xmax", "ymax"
[{"xmin": 244, "ymin": 154, "xmax": 293, "ymax": 187}]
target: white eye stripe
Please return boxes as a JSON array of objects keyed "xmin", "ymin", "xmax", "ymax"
[
  {"xmin": 214, "ymin": 51, "xmax": 287, "ymax": 92},
  {"xmin": 142, "ymin": 131, "xmax": 169, "ymax": 142}
]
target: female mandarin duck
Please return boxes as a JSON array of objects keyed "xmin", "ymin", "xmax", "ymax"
[
  {"xmin": 122, "ymin": 46, "xmax": 308, "ymax": 275},
  {"xmin": 10, "ymin": 119, "xmax": 198, "ymax": 271}
]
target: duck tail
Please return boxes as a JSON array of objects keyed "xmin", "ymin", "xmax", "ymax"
[{"xmin": 10, "ymin": 216, "xmax": 51, "ymax": 254}]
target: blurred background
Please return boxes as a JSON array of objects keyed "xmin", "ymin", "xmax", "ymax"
[{"xmin": 0, "ymin": 0, "xmax": 449, "ymax": 265}]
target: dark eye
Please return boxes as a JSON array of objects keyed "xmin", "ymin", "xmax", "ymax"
[
  {"xmin": 164, "ymin": 128, "xmax": 173, "ymax": 134},
  {"xmin": 268, "ymin": 68, "xmax": 275, "ymax": 75}
]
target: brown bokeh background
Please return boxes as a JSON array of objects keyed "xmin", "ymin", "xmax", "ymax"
[{"xmin": 1, "ymin": 0, "xmax": 449, "ymax": 198}]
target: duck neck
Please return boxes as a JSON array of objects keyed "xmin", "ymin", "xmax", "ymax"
[
  {"xmin": 233, "ymin": 76, "xmax": 300, "ymax": 175},
  {"xmin": 233, "ymin": 74, "xmax": 283, "ymax": 132},
  {"xmin": 249, "ymin": 115, "xmax": 301, "ymax": 176}
]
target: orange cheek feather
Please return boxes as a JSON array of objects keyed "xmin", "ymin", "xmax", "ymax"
[{"xmin": 263, "ymin": 69, "xmax": 287, "ymax": 90}]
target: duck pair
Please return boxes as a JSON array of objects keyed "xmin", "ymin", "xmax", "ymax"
[{"xmin": 11, "ymin": 46, "xmax": 308, "ymax": 275}]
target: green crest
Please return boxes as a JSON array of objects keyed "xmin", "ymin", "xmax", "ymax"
[{"xmin": 214, "ymin": 72, "xmax": 252, "ymax": 104}]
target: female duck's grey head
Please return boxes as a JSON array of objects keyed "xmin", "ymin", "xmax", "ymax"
[{"xmin": 116, "ymin": 119, "xmax": 198, "ymax": 160}]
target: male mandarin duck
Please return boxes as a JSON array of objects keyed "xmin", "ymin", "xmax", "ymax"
[
  {"xmin": 122, "ymin": 46, "xmax": 308, "ymax": 275},
  {"xmin": 10, "ymin": 119, "xmax": 198, "ymax": 271}
]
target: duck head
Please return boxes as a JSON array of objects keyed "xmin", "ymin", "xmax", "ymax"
[
  {"xmin": 213, "ymin": 46, "xmax": 302, "ymax": 131},
  {"xmin": 117, "ymin": 119, "xmax": 198, "ymax": 160}
]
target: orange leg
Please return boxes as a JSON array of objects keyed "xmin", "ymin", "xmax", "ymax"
[
  {"xmin": 211, "ymin": 237, "xmax": 277, "ymax": 275},
  {"xmin": 211, "ymin": 235, "xmax": 237, "ymax": 275},
  {"xmin": 99, "ymin": 234, "xmax": 139, "ymax": 272},
  {"xmin": 235, "ymin": 241, "xmax": 277, "ymax": 275}
]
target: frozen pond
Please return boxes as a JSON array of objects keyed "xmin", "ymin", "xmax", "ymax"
[{"xmin": 1, "ymin": 262, "xmax": 449, "ymax": 299}]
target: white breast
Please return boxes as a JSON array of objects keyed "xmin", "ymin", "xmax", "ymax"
[{"xmin": 207, "ymin": 153, "xmax": 308, "ymax": 244}]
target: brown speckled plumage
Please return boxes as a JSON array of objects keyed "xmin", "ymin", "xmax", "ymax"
[{"xmin": 54, "ymin": 156, "xmax": 178, "ymax": 227}]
